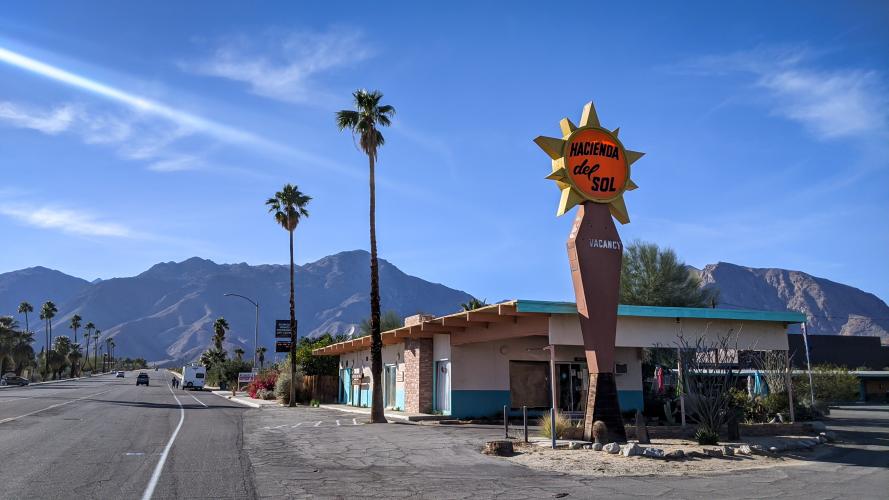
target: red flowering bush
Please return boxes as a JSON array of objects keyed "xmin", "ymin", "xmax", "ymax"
[{"xmin": 247, "ymin": 370, "xmax": 278, "ymax": 399}]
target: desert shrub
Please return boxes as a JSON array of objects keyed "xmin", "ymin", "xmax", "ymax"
[
  {"xmin": 538, "ymin": 410, "xmax": 573, "ymax": 439},
  {"xmin": 695, "ymin": 427, "xmax": 720, "ymax": 445},
  {"xmin": 795, "ymin": 365, "xmax": 859, "ymax": 403},
  {"xmin": 275, "ymin": 370, "xmax": 304, "ymax": 405},
  {"xmin": 247, "ymin": 370, "xmax": 278, "ymax": 399},
  {"xmin": 257, "ymin": 388, "xmax": 275, "ymax": 400},
  {"xmin": 591, "ymin": 420, "xmax": 608, "ymax": 444},
  {"xmin": 310, "ymin": 399, "xmax": 320, "ymax": 407}
]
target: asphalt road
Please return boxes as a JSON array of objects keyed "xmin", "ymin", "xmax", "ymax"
[{"xmin": 0, "ymin": 371, "xmax": 254, "ymax": 500}]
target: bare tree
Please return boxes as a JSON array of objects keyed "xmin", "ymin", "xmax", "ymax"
[
  {"xmin": 751, "ymin": 350, "xmax": 792, "ymax": 395},
  {"xmin": 675, "ymin": 326, "xmax": 741, "ymax": 442}
]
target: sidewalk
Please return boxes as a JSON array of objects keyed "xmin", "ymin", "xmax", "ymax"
[
  {"xmin": 211, "ymin": 390, "xmax": 279, "ymax": 409},
  {"xmin": 318, "ymin": 403, "xmax": 448, "ymax": 422}
]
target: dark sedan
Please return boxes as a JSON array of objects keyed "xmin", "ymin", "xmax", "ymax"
[
  {"xmin": 136, "ymin": 373, "xmax": 149, "ymax": 386},
  {"xmin": 1, "ymin": 375, "xmax": 29, "ymax": 386}
]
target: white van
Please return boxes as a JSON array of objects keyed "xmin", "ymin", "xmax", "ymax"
[{"xmin": 181, "ymin": 364, "xmax": 206, "ymax": 390}]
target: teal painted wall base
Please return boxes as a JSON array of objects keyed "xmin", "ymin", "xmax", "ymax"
[
  {"xmin": 618, "ymin": 390, "xmax": 644, "ymax": 413},
  {"xmin": 395, "ymin": 388, "xmax": 405, "ymax": 411},
  {"xmin": 451, "ymin": 390, "xmax": 510, "ymax": 419}
]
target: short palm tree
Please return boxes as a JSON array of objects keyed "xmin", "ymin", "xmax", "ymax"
[
  {"xmin": 234, "ymin": 347, "xmax": 244, "ymax": 361},
  {"xmin": 256, "ymin": 346, "xmax": 267, "ymax": 370},
  {"xmin": 0, "ymin": 316, "xmax": 18, "ymax": 374},
  {"xmin": 18, "ymin": 301, "xmax": 33, "ymax": 334},
  {"xmin": 68, "ymin": 343, "xmax": 83, "ymax": 377},
  {"xmin": 11, "ymin": 330, "xmax": 35, "ymax": 375},
  {"xmin": 212, "ymin": 317, "xmax": 230, "ymax": 352},
  {"xmin": 69, "ymin": 314, "xmax": 82, "ymax": 343},
  {"xmin": 83, "ymin": 322, "xmax": 95, "ymax": 371},
  {"xmin": 336, "ymin": 89, "xmax": 395, "ymax": 423},
  {"xmin": 266, "ymin": 184, "xmax": 311, "ymax": 407}
]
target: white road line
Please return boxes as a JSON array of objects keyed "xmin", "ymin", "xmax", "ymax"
[
  {"xmin": 313, "ymin": 420, "xmax": 322, "ymax": 427},
  {"xmin": 352, "ymin": 418, "xmax": 358, "ymax": 425},
  {"xmin": 141, "ymin": 381, "xmax": 185, "ymax": 500},
  {"xmin": 189, "ymin": 394, "xmax": 207, "ymax": 407},
  {"xmin": 0, "ymin": 389, "xmax": 113, "ymax": 425},
  {"xmin": 292, "ymin": 422, "xmax": 303, "ymax": 427},
  {"xmin": 336, "ymin": 419, "xmax": 341, "ymax": 426}
]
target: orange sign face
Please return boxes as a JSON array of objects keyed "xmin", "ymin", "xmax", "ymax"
[{"xmin": 563, "ymin": 128, "xmax": 628, "ymax": 203}]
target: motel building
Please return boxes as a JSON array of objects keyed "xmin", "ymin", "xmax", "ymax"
[{"xmin": 312, "ymin": 300, "xmax": 806, "ymax": 419}]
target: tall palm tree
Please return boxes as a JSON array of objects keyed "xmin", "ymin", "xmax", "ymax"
[
  {"xmin": 336, "ymin": 89, "xmax": 395, "ymax": 423},
  {"xmin": 93, "ymin": 330, "xmax": 100, "ymax": 373},
  {"xmin": 104, "ymin": 338, "xmax": 112, "ymax": 371},
  {"xmin": 0, "ymin": 316, "xmax": 18, "ymax": 374},
  {"xmin": 266, "ymin": 183, "xmax": 311, "ymax": 408},
  {"xmin": 108, "ymin": 339, "xmax": 115, "ymax": 370},
  {"xmin": 39, "ymin": 301, "xmax": 57, "ymax": 379},
  {"xmin": 83, "ymin": 323, "xmax": 94, "ymax": 371},
  {"xmin": 234, "ymin": 347, "xmax": 244, "ymax": 361},
  {"xmin": 256, "ymin": 346, "xmax": 267, "ymax": 370},
  {"xmin": 11, "ymin": 330, "xmax": 35, "ymax": 376},
  {"xmin": 69, "ymin": 314, "xmax": 82, "ymax": 343},
  {"xmin": 212, "ymin": 317, "xmax": 230, "ymax": 352},
  {"xmin": 18, "ymin": 301, "xmax": 33, "ymax": 335}
]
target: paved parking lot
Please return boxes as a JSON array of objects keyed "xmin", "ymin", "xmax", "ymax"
[{"xmin": 241, "ymin": 404, "xmax": 889, "ymax": 499}]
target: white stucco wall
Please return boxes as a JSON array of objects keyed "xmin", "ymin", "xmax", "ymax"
[
  {"xmin": 433, "ymin": 333, "xmax": 451, "ymax": 361},
  {"xmin": 549, "ymin": 314, "xmax": 789, "ymax": 351}
]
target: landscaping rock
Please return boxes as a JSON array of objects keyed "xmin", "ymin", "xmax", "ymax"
[
  {"xmin": 748, "ymin": 444, "xmax": 768, "ymax": 456},
  {"xmin": 568, "ymin": 441, "xmax": 583, "ymax": 450},
  {"xmin": 805, "ymin": 421, "xmax": 827, "ymax": 432},
  {"xmin": 582, "ymin": 444, "xmax": 592, "ymax": 450},
  {"xmin": 592, "ymin": 442, "xmax": 604, "ymax": 451},
  {"xmin": 642, "ymin": 448, "xmax": 665, "ymax": 459},
  {"xmin": 635, "ymin": 410, "xmax": 650, "ymax": 444},
  {"xmin": 703, "ymin": 448, "xmax": 723, "ymax": 458},
  {"xmin": 686, "ymin": 451, "xmax": 706, "ymax": 459},
  {"xmin": 722, "ymin": 445, "xmax": 735, "ymax": 457},
  {"xmin": 768, "ymin": 446, "xmax": 781, "ymax": 454},
  {"xmin": 604, "ymin": 443, "xmax": 620, "ymax": 454},
  {"xmin": 820, "ymin": 431, "xmax": 836, "ymax": 442},
  {"xmin": 620, "ymin": 443, "xmax": 641, "ymax": 457},
  {"xmin": 737, "ymin": 445, "xmax": 752, "ymax": 455},
  {"xmin": 665, "ymin": 450, "xmax": 685, "ymax": 460}
]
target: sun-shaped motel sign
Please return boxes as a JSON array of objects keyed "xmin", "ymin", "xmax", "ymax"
[
  {"xmin": 533, "ymin": 101, "xmax": 645, "ymax": 443},
  {"xmin": 534, "ymin": 101, "xmax": 644, "ymax": 222}
]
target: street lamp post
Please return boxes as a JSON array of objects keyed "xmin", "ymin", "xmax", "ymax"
[{"xmin": 224, "ymin": 293, "xmax": 260, "ymax": 369}]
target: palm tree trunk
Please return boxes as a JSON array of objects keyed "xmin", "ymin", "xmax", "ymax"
[
  {"xmin": 288, "ymin": 228, "xmax": 297, "ymax": 408},
  {"xmin": 368, "ymin": 152, "xmax": 385, "ymax": 423}
]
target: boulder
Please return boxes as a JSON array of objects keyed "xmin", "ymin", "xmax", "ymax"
[
  {"xmin": 748, "ymin": 444, "xmax": 768, "ymax": 456},
  {"xmin": 604, "ymin": 443, "xmax": 620, "ymax": 454},
  {"xmin": 722, "ymin": 445, "xmax": 735, "ymax": 457},
  {"xmin": 642, "ymin": 448, "xmax": 665, "ymax": 459},
  {"xmin": 820, "ymin": 431, "xmax": 836, "ymax": 442},
  {"xmin": 635, "ymin": 410, "xmax": 650, "ymax": 444},
  {"xmin": 620, "ymin": 443, "xmax": 642, "ymax": 457},
  {"xmin": 703, "ymin": 448, "xmax": 724, "ymax": 458},
  {"xmin": 737, "ymin": 445, "xmax": 752, "ymax": 455},
  {"xmin": 592, "ymin": 442, "xmax": 604, "ymax": 451},
  {"xmin": 568, "ymin": 441, "xmax": 583, "ymax": 450},
  {"xmin": 665, "ymin": 450, "xmax": 685, "ymax": 460}
]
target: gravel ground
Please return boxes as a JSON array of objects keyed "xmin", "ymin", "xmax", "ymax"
[{"xmin": 505, "ymin": 437, "xmax": 821, "ymax": 477}]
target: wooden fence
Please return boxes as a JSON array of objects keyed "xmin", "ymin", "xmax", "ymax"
[{"xmin": 297, "ymin": 375, "xmax": 339, "ymax": 404}]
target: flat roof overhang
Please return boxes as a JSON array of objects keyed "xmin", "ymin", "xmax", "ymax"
[{"xmin": 312, "ymin": 300, "xmax": 807, "ymax": 356}]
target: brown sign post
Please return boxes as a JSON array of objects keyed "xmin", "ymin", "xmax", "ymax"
[{"xmin": 535, "ymin": 101, "xmax": 645, "ymax": 442}]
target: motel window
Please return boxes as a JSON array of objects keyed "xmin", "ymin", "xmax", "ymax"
[{"xmin": 509, "ymin": 361, "xmax": 550, "ymax": 409}]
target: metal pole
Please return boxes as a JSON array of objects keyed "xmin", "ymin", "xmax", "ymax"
[
  {"xmin": 254, "ymin": 302, "xmax": 259, "ymax": 370},
  {"xmin": 801, "ymin": 323, "xmax": 816, "ymax": 407},
  {"xmin": 548, "ymin": 344, "xmax": 557, "ymax": 449},
  {"xmin": 523, "ymin": 405, "xmax": 528, "ymax": 443},
  {"xmin": 503, "ymin": 405, "xmax": 508, "ymax": 439}
]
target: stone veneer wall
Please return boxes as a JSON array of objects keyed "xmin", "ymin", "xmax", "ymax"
[{"xmin": 404, "ymin": 338, "xmax": 433, "ymax": 413}]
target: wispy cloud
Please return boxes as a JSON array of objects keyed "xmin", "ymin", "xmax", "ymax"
[
  {"xmin": 677, "ymin": 45, "xmax": 888, "ymax": 140},
  {"xmin": 0, "ymin": 203, "xmax": 135, "ymax": 238},
  {"xmin": 181, "ymin": 28, "xmax": 373, "ymax": 104},
  {"xmin": 0, "ymin": 101, "xmax": 75, "ymax": 134}
]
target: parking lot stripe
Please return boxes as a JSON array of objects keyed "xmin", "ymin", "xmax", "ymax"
[
  {"xmin": 291, "ymin": 422, "xmax": 302, "ymax": 427},
  {"xmin": 336, "ymin": 419, "xmax": 341, "ymax": 426},
  {"xmin": 313, "ymin": 421, "xmax": 322, "ymax": 427},
  {"xmin": 352, "ymin": 418, "xmax": 358, "ymax": 425}
]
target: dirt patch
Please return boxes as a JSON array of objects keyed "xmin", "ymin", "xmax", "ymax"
[{"xmin": 505, "ymin": 439, "xmax": 812, "ymax": 477}]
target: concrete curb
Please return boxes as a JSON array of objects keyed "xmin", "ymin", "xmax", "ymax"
[{"xmin": 210, "ymin": 391, "xmax": 263, "ymax": 408}]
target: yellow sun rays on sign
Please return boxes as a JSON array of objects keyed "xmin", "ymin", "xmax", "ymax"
[{"xmin": 534, "ymin": 101, "xmax": 645, "ymax": 223}]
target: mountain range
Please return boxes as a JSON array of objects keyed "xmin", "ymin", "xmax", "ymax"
[{"xmin": 1, "ymin": 252, "xmax": 886, "ymax": 366}]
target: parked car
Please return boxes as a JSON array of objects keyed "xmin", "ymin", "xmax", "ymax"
[
  {"xmin": 116, "ymin": 371, "xmax": 125, "ymax": 378},
  {"xmin": 0, "ymin": 375, "xmax": 30, "ymax": 386},
  {"xmin": 136, "ymin": 373, "xmax": 150, "ymax": 386}
]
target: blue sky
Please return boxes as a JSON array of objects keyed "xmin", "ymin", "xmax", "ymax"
[{"xmin": 1, "ymin": 1, "xmax": 887, "ymax": 303}]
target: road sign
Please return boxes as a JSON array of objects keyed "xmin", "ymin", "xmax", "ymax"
[
  {"xmin": 275, "ymin": 320, "xmax": 296, "ymax": 338},
  {"xmin": 275, "ymin": 340, "xmax": 292, "ymax": 353},
  {"xmin": 237, "ymin": 372, "xmax": 255, "ymax": 383}
]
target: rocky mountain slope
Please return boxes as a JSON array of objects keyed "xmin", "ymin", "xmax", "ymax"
[
  {"xmin": 0, "ymin": 250, "xmax": 473, "ymax": 365},
  {"xmin": 700, "ymin": 262, "xmax": 889, "ymax": 342}
]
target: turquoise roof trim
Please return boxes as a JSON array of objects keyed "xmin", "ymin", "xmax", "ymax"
[{"xmin": 514, "ymin": 300, "xmax": 806, "ymax": 324}]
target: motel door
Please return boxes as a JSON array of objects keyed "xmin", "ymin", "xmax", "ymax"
[
  {"xmin": 340, "ymin": 369, "xmax": 352, "ymax": 404},
  {"xmin": 557, "ymin": 363, "xmax": 588, "ymax": 415},
  {"xmin": 435, "ymin": 360, "xmax": 451, "ymax": 414},
  {"xmin": 384, "ymin": 365, "xmax": 397, "ymax": 408}
]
